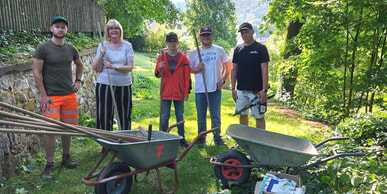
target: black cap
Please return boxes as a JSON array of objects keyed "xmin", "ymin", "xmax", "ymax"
[
  {"xmin": 51, "ymin": 16, "xmax": 68, "ymax": 26},
  {"xmin": 199, "ymin": 26, "xmax": 213, "ymax": 34},
  {"xmin": 238, "ymin": 22, "xmax": 253, "ymax": 32},
  {"xmin": 166, "ymin": 32, "xmax": 178, "ymax": 42}
]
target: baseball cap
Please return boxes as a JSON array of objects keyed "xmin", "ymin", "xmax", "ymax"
[
  {"xmin": 199, "ymin": 26, "xmax": 212, "ymax": 35},
  {"xmin": 238, "ymin": 22, "xmax": 253, "ymax": 32},
  {"xmin": 51, "ymin": 16, "xmax": 68, "ymax": 26},
  {"xmin": 166, "ymin": 32, "xmax": 178, "ymax": 42}
]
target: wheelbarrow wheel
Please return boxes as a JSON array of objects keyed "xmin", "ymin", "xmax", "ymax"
[
  {"xmin": 95, "ymin": 162, "xmax": 133, "ymax": 194},
  {"xmin": 214, "ymin": 150, "xmax": 251, "ymax": 184}
]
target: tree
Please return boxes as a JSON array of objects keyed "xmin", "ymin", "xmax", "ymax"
[
  {"xmin": 262, "ymin": 0, "xmax": 306, "ymax": 98},
  {"xmin": 183, "ymin": 0, "xmax": 237, "ymax": 51},
  {"xmin": 96, "ymin": 0, "xmax": 180, "ymax": 38},
  {"xmin": 263, "ymin": 0, "xmax": 386, "ymax": 122}
]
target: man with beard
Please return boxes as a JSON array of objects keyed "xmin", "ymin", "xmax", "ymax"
[{"xmin": 32, "ymin": 16, "xmax": 84, "ymax": 179}]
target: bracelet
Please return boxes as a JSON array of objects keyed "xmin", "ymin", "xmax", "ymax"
[{"xmin": 75, "ymin": 79, "xmax": 81, "ymax": 82}]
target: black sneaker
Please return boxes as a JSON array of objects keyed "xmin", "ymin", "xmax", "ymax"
[
  {"xmin": 61, "ymin": 154, "xmax": 79, "ymax": 169},
  {"xmin": 42, "ymin": 163, "xmax": 54, "ymax": 179},
  {"xmin": 214, "ymin": 139, "xmax": 228, "ymax": 147},
  {"xmin": 180, "ymin": 139, "xmax": 190, "ymax": 148},
  {"xmin": 194, "ymin": 138, "xmax": 206, "ymax": 145}
]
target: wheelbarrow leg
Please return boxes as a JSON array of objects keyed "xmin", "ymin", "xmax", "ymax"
[
  {"xmin": 97, "ymin": 150, "xmax": 119, "ymax": 181},
  {"xmin": 82, "ymin": 149, "xmax": 118, "ymax": 185},
  {"xmin": 156, "ymin": 162, "xmax": 179, "ymax": 193}
]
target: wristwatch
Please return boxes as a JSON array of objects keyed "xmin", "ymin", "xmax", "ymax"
[
  {"xmin": 262, "ymin": 88, "xmax": 268, "ymax": 93},
  {"xmin": 221, "ymin": 80, "xmax": 226, "ymax": 84},
  {"xmin": 116, "ymin": 66, "xmax": 120, "ymax": 70}
]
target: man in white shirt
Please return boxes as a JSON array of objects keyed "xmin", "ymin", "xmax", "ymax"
[{"xmin": 189, "ymin": 26, "xmax": 231, "ymax": 146}]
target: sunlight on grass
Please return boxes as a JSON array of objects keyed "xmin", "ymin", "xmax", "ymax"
[
  {"xmin": 132, "ymin": 51, "xmax": 327, "ymax": 145},
  {"xmin": 0, "ymin": 51, "xmax": 329, "ymax": 194}
]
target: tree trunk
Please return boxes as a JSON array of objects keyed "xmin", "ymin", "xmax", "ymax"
[{"xmin": 281, "ymin": 20, "xmax": 304, "ymax": 96}]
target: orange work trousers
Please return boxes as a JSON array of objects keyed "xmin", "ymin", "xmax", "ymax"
[{"xmin": 42, "ymin": 93, "xmax": 79, "ymax": 125}]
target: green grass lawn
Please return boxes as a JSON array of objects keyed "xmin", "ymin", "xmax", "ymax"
[{"xmin": 0, "ymin": 51, "xmax": 328, "ymax": 194}]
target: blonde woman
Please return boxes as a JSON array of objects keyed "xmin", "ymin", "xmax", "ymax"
[{"xmin": 93, "ymin": 19, "xmax": 134, "ymax": 132}]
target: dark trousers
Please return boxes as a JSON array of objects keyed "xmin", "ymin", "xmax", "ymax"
[{"xmin": 95, "ymin": 83, "xmax": 132, "ymax": 130}]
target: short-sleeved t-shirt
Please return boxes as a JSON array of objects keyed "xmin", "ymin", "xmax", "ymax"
[
  {"xmin": 33, "ymin": 40, "xmax": 79, "ymax": 96},
  {"xmin": 95, "ymin": 41, "xmax": 134, "ymax": 86},
  {"xmin": 189, "ymin": 45, "xmax": 229, "ymax": 93},
  {"xmin": 232, "ymin": 41, "xmax": 270, "ymax": 91}
]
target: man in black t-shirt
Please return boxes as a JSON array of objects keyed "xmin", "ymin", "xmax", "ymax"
[{"xmin": 231, "ymin": 22, "xmax": 270, "ymax": 129}]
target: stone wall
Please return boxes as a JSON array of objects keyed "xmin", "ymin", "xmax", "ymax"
[{"xmin": 0, "ymin": 48, "xmax": 97, "ymax": 182}]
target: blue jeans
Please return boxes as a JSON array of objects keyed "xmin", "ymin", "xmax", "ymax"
[
  {"xmin": 160, "ymin": 100, "xmax": 185, "ymax": 138},
  {"xmin": 195, "ymin": 89, "xmax": 222, "ymax": 141}
]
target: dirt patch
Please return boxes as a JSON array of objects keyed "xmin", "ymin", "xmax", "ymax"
[{"xmin": 268, "ymin": 102, "xmax": 329, "ymax": 128}]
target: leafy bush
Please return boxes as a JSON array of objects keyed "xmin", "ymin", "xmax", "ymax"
[
  {"xmin": 78, "ymin": 113, "xmax": 96, "ymax": 128},
  {"xmin": 65, "ymin": 32, "xmax": 100, "ymax": 51},
  {"xmin": 214, "ymin": 38, "xmax": 233, "ymax": 54},
  {"xmin": 0, "ymin": 29, "xmax": 47, "ymax": 47},
  {"xmin": 0, "ymin": 29, "xmax": 99, "ymax": 64},
  {"xmin": 336, "ymin": 111, "xmax": 387, "ymax": 148},
  {"xmin": 128, "ymin": 35, "xmax": 147, "ymax": 51},
  {"xmin": 299, "ymin": 137, "xmax": 387, "ymax": 193},
  {"xmin": 0, "ymin": 29, "xmax": 47, "ymax": 60}
]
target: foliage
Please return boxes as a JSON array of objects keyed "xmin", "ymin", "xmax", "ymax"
[
  {"xmin": 139, "ymin": 25, "xmax": 191, "ymax": 53},
  {"xmin": 0, "ymin": 29, "xmax": 47, "ymax": 63},
  {"xmin": 96, "ymin": 0, "xmax": 180, "ymax": 38},
  {"xmin": 0, "ymin": 29, "xmax": 100, "ymax": 64},
  {"xmin": 263, "ymin": 0, "xmax": 387, "ymax": 123},
  {"xmin": 0, "ymin": 29, "xmax": 46, "ymax": 47},
  {"xmin": 2, "ymin": 51, "xmax": 385, "ymax": 193},
  {"xmin": 232, "ymin": 0, "xmax": 271, "ymax": 37},
  {"xmin": 183, "ymin": 0, "xmax": 237, "ymax": 50},
  {"xmin": 65, "ymin": 33, "xmax": 100, "ymax": 51},
  {"xmin": 336, "ymin": 111, "xmax": 387, "ymax": 148},
  {"xmin": 127, "ymin": 35, "xmax": 147, "ymax": 51},
  {"xmin": 213, "ymin": 38, "xmax": 233, "ymax": 55},
  {"xmin": 300, "ymin": 141, "xmax": 387, "ymax": 193},
  {"xmin": 78, "ymin": 113, "xmax": 97, "ymax": 128}
]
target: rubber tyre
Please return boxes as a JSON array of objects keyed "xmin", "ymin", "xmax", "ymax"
[
  {"xmin": 95, "ymin": 162, "xmax": 133, "ymax": 194},
  {"xmin": 214, "ymin": 150, "xmax": 251, "ymax": 184}
]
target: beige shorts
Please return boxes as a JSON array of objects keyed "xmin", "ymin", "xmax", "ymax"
[{"xmin": 235, "ymin": 90, "xmax": 265, "ymax": 119}]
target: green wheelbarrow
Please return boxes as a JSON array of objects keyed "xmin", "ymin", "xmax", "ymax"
[
  {"xmin": 210, "ymin": 124, "xmax": 366, "ymax": 184},
  {"xmin": 82, "ymin": 123, "xmax": 219, "ymax": 193}
]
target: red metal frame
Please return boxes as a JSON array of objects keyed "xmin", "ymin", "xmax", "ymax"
[{"xmin": 82, "ymin": 127, "xmax": 219, "ymax": 193}]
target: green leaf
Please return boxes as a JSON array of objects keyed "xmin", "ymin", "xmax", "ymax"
[{"xmin": 320, "ymin": 175, "xmax": 331, "ymax": 183}]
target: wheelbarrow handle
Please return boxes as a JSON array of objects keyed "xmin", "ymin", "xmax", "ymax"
[
  {"xmin": 314, "ymin": 137, "xmax": 349, "ymax": 148},
  {"xmin": 148, "ymin": 124, "xmax": 152, "ymax": 141},
  {"xmin": 293, "ymin": 152, "xmax": 366, "ymax": 174},
  {"xmin": 166, "ymin": 120, "xmax": 185, "ymax": 133},
  {"xmin": 175, "ymin": 128, "xmax": 220, "ymax": 162},
  {"xmin": 189, "ymin": 127, "xmax": 220, "ymax": 145}
]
